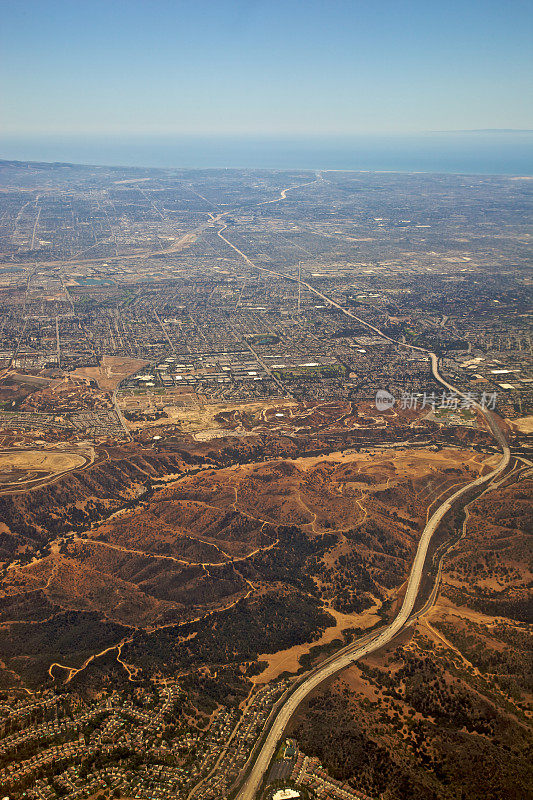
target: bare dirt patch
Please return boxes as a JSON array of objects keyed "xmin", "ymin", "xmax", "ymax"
[
  {"xmin": 0, "ymin": 448, "xmax": 91, "ymax": 486},
  {"xmin": 253, "ymin": 603, "xmax": 382, "ymax": 683},
  {"xmin": 72, "ymin": 355, "xmax": 148, "ymax": 393},
  {"xmin": 506, "ymin": 414, "xmax": 533, "ymax": 434}
]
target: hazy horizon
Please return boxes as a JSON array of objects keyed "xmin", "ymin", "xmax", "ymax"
[{"xmin": 1, "ymin": 130, "xmax": 532, "ymax": 175}]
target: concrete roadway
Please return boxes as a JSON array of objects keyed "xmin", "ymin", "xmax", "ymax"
[
  {"xmin": 235, "ymin": 433, "xmax": 509, "ymax": 799},
  {"xmin": 232, "ymin": 275, "xmax": 510, "ymax": 800}
]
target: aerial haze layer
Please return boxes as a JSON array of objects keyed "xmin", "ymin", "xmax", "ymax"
[{"xmin": 1, "ymin": 131, "xmax": 532, "ymax": 174}]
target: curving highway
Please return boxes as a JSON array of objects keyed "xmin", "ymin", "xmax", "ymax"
[{"xmin": 231, "ymin": 270, "xmax": 510, "ymax": 800}]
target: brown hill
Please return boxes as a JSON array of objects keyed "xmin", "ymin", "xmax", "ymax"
[
  {"xmin": 292, "ymin": 468, "xmax": 533, "ymax": 800},
  {"xmin": 0, "ymin": 445, "xmax": 487, "ymax": 686}
]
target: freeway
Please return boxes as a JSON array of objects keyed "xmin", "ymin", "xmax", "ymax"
[
  {"xmin": 235, "ymin": 432, "xmax": 509, "ymax": 799},
  {"xmin": 408, "ymin": 461, "xmax": 529, "ymax": 627},
  {"xmin": 224, "ymin": 266, "xmax": 511, "ymax": 799}
]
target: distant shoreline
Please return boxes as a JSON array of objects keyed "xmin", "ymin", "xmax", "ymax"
[{"xmin": 1, "ymin": 132, "xmax": 532, "ymax": 176}]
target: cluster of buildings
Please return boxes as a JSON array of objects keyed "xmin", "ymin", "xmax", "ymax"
[
  {"xmin": 445, "ymin": 343, "xmax": 533, "ymax": 419},
  {"xmin": 0, "ymin": 680, "xmax": 314, "ymax": 800},
  {"xmin": 181, "ymin": 680, "xmax": 291, "ymax": 800},
  {"xmin": 289, "ymin": 751, "xmax": 374, "ymax": 800},
  {"xmin": 0, "ymin": 407, "xmax": 125, "ymax": 442}
]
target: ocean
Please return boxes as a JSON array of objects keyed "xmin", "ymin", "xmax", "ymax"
[{"xmin": 0, "ymin": 132, "xmax": 532, "ymax": 175}]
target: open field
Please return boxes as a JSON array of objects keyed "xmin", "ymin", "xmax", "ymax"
[
  {"xmin": 0, "ymin": 160, "xmax": 531, "ymax": 799},
  {"xmin": 293, "ymin": 613, "xmax": 532, "ymax": 800},
  {"xmin": 0, "ymin": 447, "xmax": 93, "ymax": 489},
  {"xmin": 507, "ymin": 414, "xmax": 533, "ymax": 434},
  {"xmin": 119, "ymin": 396, "xmax": 299, "ymax": 434},
  {"xmin": 72, "ymin": 355, "xmax": 149, "ymax": 393}
]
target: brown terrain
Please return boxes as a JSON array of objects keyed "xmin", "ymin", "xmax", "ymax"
[
  {"xmin": 1, "ymin": 382, "xmax": 529, "ymax": 800},
  {"xmin": 292, "ymin": 469, "xmax": 533, "ymax": 800},
  {"xmin": 0, "ymin": 415, "xmax": 490, "ymax": 688}
]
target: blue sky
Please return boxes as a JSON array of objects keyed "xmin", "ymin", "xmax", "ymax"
[{"xmin": 2, "ymin": 0, "xmax": 532, "ymax": 136}]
